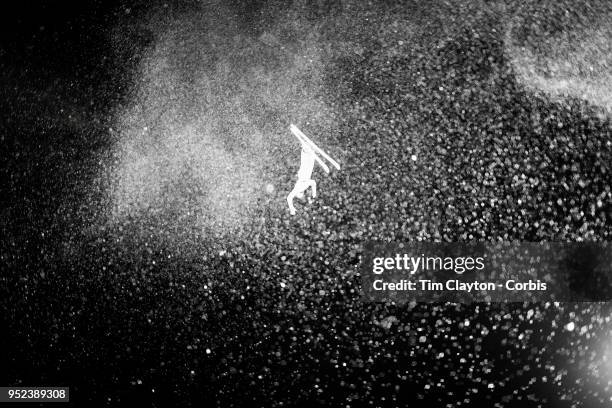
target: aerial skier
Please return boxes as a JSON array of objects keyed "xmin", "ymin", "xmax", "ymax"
[{"xmin": 287, "ymin": 124, "xmax": 340, "ymax": 215}]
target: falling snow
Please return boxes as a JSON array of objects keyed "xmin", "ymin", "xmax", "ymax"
[{"xmin": 2, "ymin": 0, "xmax": 612, "ymax": 407}]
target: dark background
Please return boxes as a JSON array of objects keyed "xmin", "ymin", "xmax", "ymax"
[{"xmin": 2, "ymin": 0, "xmax": 612, "ymax": 407}]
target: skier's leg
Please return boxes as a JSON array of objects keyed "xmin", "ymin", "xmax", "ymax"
[
  {"xmin": 287, "ymin": 190, "xmax": 297, "ymax": 215},
  {"xmin": 309, "ymin": 179, "xmax": 317, "ymax": 198}
]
